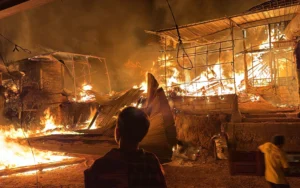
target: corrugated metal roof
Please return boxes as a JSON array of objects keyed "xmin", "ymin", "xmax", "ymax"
[
  {"xmin": 150, "ymin": 4, "xmax": 300, "ymax": 42},
  {"xmin": 248, "ymin": 0, "xmax": 300, "ymax": 12}
]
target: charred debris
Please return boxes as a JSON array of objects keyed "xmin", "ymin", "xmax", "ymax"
[{"xmin": 0, "ymin": 52, "xmax": 177, "ymax": 164}]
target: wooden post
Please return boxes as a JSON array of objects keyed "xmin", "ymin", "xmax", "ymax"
[
  {"xmin": 230, "ymin": 21, "xmax": 237, "ymax": 93},
  {"xmin": 243, "ymin": 30, "xmax": 249, "ymax": 92},
  {"xmin": 268, "ymin": 24, "xmax": 274, "ymax": 85},
  {"xmin": 72, "ymin": 56, "xmax": 77, "ymax": 101},
  {"xmin": 231, "ymin": 94, "xmax": 242, "ymax": 123}
]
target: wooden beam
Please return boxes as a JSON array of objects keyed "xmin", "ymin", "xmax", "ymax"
[{"xmin": 0, "ymin": 158, "xmax": 85, "ymax": 176}]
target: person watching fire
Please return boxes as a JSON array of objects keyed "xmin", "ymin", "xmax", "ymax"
[
  {"xmin": 84, "ymin": 106, "xmax": 167, "ymax": 188},
  {"xmin": 258, "ymin": 135, "xmax": 290, "ymax": 188}
]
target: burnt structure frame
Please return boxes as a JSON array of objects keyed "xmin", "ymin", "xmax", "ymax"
[{"xmin": 150, "ymin": 3, "xmax": 300, "ymax": 107}]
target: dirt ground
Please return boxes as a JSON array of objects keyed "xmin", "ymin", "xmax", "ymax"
[{"xmin": 1, "ymin": 158, "xmax": 300, "ymax": 188}]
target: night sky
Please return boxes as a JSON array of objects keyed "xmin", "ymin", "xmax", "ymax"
[{"xmin": 0, "ymin": 0, "xmax": 266, "ymax": 90}]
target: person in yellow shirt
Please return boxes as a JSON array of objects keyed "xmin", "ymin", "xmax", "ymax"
[{"xmin": 258, "ymin": 135, "xmax": 290, "ymax": 188}]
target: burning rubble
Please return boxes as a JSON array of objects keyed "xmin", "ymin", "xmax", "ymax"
[
  {"xmin": 0, "ymin": 0, "xmax": 299, "ymax": 182},
  {"xmin": 0, "ymin": 103, "xmax": 90, "ymax": 176},
  {"xmin": 0, "ymin": 52, "xmax": 110, "ymax": 175},
  {"xmin": 0, "ymin": 51, "xmax": 177, "ymax": 176},
  {"xmin": 0, "ymin": 126, "xmax": 72, "ymax": 172}
]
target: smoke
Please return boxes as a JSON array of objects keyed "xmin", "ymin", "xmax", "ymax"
[
  {"xmin": 0, "ymin": 0, "xmax": 267, "ymax": 92},
  {"xmin": 153, "ymin": 0, "xmax": 268, "ymax": 28}
]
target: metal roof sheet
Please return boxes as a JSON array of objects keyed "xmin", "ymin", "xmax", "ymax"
[{"xmin": 150, "ymin": 4, "xmax": 300, "ymax": 42}]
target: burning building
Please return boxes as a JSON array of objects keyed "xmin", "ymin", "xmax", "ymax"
[
  {"xmin": 147, "ymin": 0, "xmax": 300, "ymax": 110},
  {"xmin": 0, "ymin": 50, "xmax": 176, "ymax": 176},
  {"xmin": 145, "ymin": 0, "xmax": 300, "ymax": 172},
  {"xmin": 0, "ymin": 51, "xmax": 113, "ymax": 175},
  {"xmin": 1, "ymin": 52, "xmax": 110, "ymax": 128}
]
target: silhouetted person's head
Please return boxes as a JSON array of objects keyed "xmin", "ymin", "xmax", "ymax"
[
  {"xmin": 115, "ymin": 107, "xmax": 150, "ymax": 150},
  {"xmin": 272, "ymin": 135, "xmax": 285, "ymax": 148}
]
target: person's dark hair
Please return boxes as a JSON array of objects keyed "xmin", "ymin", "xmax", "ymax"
[
  {"xmin": 117, "ymin": 107, "xmax": 150, "ymax": 143},
  {"xmin": 272, "ymin": 135, "xmax": 285, "ymax": 146}
]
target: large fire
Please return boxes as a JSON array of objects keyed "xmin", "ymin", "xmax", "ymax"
[
  {"xmin": 0, "ymin": 126, "xmax": 71, "ymax": 172},
  {"xmin": 137, "ymin": 28, "xmax": 285, "ymax": 98},
  {"xmin": 39, "ymin": 108, "xmax": 82, "ymax": 135},
  {"xmin": 0, "ymin": 105, "xmax": 98, "ymax": 175}
]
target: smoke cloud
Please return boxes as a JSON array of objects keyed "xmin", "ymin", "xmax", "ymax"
[{"xmin": 0, "ymin": 0, "xmax": 267, "ymax": 91}]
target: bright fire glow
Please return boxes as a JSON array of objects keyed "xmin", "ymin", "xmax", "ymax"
[
  {"xmin": 39, "ymin": 108, "xmax": 80, "ymax": 135},
  {"xmin": 0, "ymin": 126, "xmax": 71, "ymax": 172},
  {"xmin": 41, "ymin": 108, "xmax": 63, "ymax": 132},
  {"xmin": 73, "ymin": 83, "xmax": 96, "ymax": 102},
  {"xmin": 140, "ymin": 82, "xmax": 147, "ymax": 93},
  {"xmin": 133, "ymin": 82, "xmax": 147, "ymax": 93},
  {"xmin": 83, "ymin": 107, "xmax": 98, "ymax": 130},
  {"xmin": 144, "ymin": 28, "xmax": 286, "ymax": 99},
  {"xmin": 0, "ymin": 104, "xmax": 99, "ymax": 174}
]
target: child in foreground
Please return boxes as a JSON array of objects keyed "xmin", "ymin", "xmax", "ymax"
[{"xmin": 84, "ymin": 106, "xmax": 167, "ymax": 188}]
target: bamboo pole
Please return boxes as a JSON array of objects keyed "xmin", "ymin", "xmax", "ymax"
[
  {"xmin": 0, "ymin": 158, "xmax": 85, "ymax": 177},
  {"xmin": 242, "ymin": 30, "xmax": 249, "ymax": 92}
]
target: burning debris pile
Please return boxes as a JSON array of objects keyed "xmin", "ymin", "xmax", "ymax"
[
  {"xmin": 0, "ymin": 129, "xmax": 67, "ymax": 167},
  {"xmin": 0, "ymin": 52, "xmax": 110, "ymax": 176},
  {"xmin": 0, "ymin": 50, "xmax": 177, "ymax": 176},
  {"xmin": 0, "ymin": 125, "xmax": 80, "ymax": 176}
]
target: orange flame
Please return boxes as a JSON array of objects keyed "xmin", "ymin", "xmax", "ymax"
[
  {"xmin": 136, "ymin": 28, "xmax": 284, "ymax": 99},
  {"xmin": 73, "ymin": 83, "xmax": 96, "ymax": 102},
  {"xmin": 40, "ymin": 108, "xmax": 63, "ymax": 132},
  {"xmin": 0, "ymin": 126, "xmax": 71, "ymax": 172},
  {"xmin": 83, "ymin": 107, "xmax": 98, "ymax": 130}
]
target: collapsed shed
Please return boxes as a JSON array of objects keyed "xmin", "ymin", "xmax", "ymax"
[
  {"xmin": 1, "ymin": 52, "xmax": 110, "ymax": 127},
  {"xmin": 0, "ymin": 50, "xmax": 177, "ymax": 170}
]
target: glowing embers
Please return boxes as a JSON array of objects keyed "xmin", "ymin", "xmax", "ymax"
[
  {"xmin": 248, "ymin": 51, "xmax": 271, "ymax": 87},
  {"xmin": 82, "ymin": 107, "xmax": 98, "ymax": 130},
  {"xmin": 73, "ymin": 83, "xmax": 96, "ymax": 102},
  {"xmin": 39, "ymin": 108, "xmax": 80, "ymax": 135},
  {"xmin": 139, "ymin": 82, "xmax": 147, "ymax": 93},
  {"xmin": 133, "ymin": 82, "xmax": 147, "ymax": 93},
  {"xmin": 0, "ymin": 126, "xmax": 72, "ymax": 173},
  {"xmin": 40, "ymin": 108, "xmax": 63, "ymax": 132},
  {"xmin": 158, "ymin": 54, "xmax": 173, "ymax": 67},
  {"xmin": 166, "ymin": 65, "xmax": 235, "ymax": 97}
]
